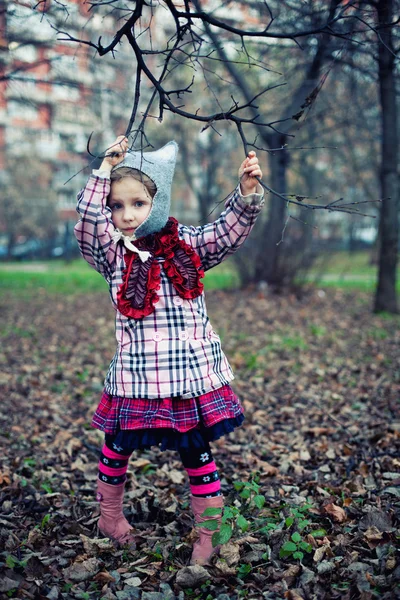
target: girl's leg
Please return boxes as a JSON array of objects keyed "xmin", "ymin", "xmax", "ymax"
[
  {"xmin": 178, "ymin": 442, "xmax": 221, "ymax": 497},
  {"xmin": 96, "ymin": 435, "xmax": 136, "ymax": 547},
  {"xmin": 178, "ymin": 440, "xmax": 224, "ymax": 566},
  {"xmin": 98, "ymin": 435, "xmax": 132, "ymax": 485}
]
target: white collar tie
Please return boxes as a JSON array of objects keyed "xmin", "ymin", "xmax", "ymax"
[{"xmin": 112, "ymin": 230, "xmax": 151, "ymax": 263}]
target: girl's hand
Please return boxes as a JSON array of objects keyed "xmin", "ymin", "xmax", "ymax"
[
  {"xmin": 100, "ymin": 135, "xmax": 129, "ymax": 171},
  {"xmin": 238, "ymin": 151, "xmax": 262, "ymax": 196}
]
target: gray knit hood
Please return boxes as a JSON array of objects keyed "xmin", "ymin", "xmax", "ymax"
[{"xmin": 111, "ymin": 141, "xmax": 178, "ymax": 239}]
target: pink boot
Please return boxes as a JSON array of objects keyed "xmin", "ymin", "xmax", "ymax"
[
  {"xmin": 190, "ymin": 495, "xmax": 224, "ymax": 566},
  {"xmin": 96, "ymin": 479, "xmax": 136, "ymax": 548}
]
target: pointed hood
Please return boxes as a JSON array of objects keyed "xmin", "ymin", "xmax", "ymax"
[{"xmin": 111, "ymin": 141, "xmax": 178, "ymax": 239}]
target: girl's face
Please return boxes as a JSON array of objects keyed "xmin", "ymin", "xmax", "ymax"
[{"xmin": 108, "ymin": 177, "xmax": 153, "ymax": 235}]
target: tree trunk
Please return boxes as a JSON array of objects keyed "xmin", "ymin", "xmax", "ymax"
[
  {"xmin": 255, "ymin": 134, "xmax": 289, "ymax": 283},
  {"xmin": 197, "ymin": 0, "xmax": 338, "ymax": 285},
  {"xmin": 374, "ymin": 0, "xmax": 399, "ymax": 313},
  {"xmin": 7, "ymin": 231, "xmax": 16, "ymax": 260}
]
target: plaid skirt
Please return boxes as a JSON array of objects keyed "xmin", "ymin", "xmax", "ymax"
[{"xmin": 92, "ymin": 384, "xmax": 244, "ymax": 450}]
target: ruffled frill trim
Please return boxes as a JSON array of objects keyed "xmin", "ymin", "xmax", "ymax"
[
  {"xmin": 117, "ymin": 257, "xmax": 161, "ymax": 320},
  {"xmin": 116, "ymin": 217, "xmax": 204, "ymax": 319},
  {"xmin": 105, "ymin": 414, "xmax": 244, "ymax": 451}
]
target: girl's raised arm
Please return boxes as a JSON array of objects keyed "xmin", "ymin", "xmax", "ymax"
[
  {"xmin": 179, "ymin": 152, "xmax": 264, "ymax": 271},
  {"xmin": 74, "ymin": 136, "xmax": 128, "ymax": 282},
  {"xmin": 74, "ymin": 176, "xmax": 117, "ymax": 282}
]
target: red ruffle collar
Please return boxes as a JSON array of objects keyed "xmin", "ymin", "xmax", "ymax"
[{"xmin": 117, "ymin": 217, "xmax": 205, "ymax": 319}]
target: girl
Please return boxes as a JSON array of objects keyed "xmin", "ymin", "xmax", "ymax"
[{"xmin": 74, "ymin": 135, "xmax": 264, "ymax": 565}]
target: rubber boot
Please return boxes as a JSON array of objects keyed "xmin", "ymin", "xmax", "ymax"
[
  {"xmin": 96, "ymin": 479, "xmax": 136, "ymax": 548},
  {"xmin": 190, "ymin": 494, "xmax": 224, "ymax": 566}
]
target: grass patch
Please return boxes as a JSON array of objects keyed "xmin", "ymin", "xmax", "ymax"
[
  {"xmin": 0, "ymin": 258, "xmax": 240, "ymax": 296},
  {"xmin": 308, "ymin": 250, "xmax": 400, "ymax": 292},
  {"xmin": 311, "ymin": 278, "xmax": 400, "ymax": 293},
  {"xmin": 1, "ymin": 251, "xmax": 399, "ymax": 296},
  {"xmin": 311, "ymin": 251, "xmax": 378, "ymax": 276}
]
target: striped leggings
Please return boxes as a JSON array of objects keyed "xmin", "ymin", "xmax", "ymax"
[{"xmin": 98, "ymin": 435, "xmax": 221, "ymax": 498}]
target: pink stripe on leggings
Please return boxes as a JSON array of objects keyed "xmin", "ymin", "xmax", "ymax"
[
  {"xmin": 186, "ymin": 462, "xmax": 217, "ymax": 476},
  {"xmin": 98, "ymin": 463, "xmax": 128, "ymax": 477},
  {"xmin": 191, "ymin": 480, "xmax": 221, "ymax": 495},
  {"xmin": 102, "ymin": 444, "xmax": 131, "ymax": 460}
]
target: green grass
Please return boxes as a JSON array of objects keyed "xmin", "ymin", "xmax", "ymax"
[
  {"xmin": 307, "ymin": 251, "xmax": 400, "ymax": 292},
  {"xmin": 311, "ymin": 251, "xmax": 378, "ymax": 276},
  {"xmin": 0, "ymin": 251, "xmax": 399, "ymax": 296},
  {"xmin": 0, "ymin": 258, "xmax": 240, "ymax": 296},
  {"xmin": 311, "ymin": 278, "xmax": 397, "ymax": 292}
]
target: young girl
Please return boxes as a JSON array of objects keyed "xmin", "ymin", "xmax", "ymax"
[{"xmin": 74, "ymin": 135, "xmax": 264, "ymax": 565}]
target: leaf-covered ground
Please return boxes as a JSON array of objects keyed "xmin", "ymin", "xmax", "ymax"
[{"xmin": 0, "ymin": 288, "xmax": 399, "ymax": 600}]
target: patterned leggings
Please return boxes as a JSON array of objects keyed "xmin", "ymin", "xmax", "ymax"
[{"xmin": 98, "ymin": 434, "xmax": 221, "ymax": 498}]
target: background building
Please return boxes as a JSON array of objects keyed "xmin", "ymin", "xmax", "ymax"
[{"xmin": 0, "ymin": 0, "xmax": 200, "ymax": 258}]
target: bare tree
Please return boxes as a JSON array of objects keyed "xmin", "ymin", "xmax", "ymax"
[
  {"xmin": 28, "ymin": 1, "xmax": 398, "ymax": 306},
  {"xmin": 51, "ymin": 1, "xmax": 385, "ymax": 208},
  {"xmin": 1, "ymin": 155, "xmax": 59, "ymax": 257},
  {"xmin": 374, "ymin": 0, "xmax": 399, "ymax": 313}
]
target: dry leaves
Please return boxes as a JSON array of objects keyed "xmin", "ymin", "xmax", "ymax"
[
  {"xmin": 323, "ymin": 503, "xmax": 347, "ymax": 523},
  {"xmin": 0, "ymin": 288, "xmax": 399, "ymax": 599}
]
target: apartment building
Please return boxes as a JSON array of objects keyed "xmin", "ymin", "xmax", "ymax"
[{"xmin": 1, "ymin": 0, "xmax": 262, "ymax": 255}]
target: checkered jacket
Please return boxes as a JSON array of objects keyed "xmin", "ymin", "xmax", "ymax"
[{"xmin": 74, "ymin": 175, "xmax": 264, "ymax": 399}]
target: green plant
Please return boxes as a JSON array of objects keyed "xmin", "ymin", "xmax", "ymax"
[
  {"xmin": 199, "ymin": 581, "xmax": 212, "ymax": 598},
  {"xmin": 140, "ymin": 463, "xmax": 157, "ymax": 475},
  {"xmin": 367, "ymin": 327, "xmax": 388, "ymax": 340},
  {"xmin": 279, "ymin": 531, "xmax": 313, "ymax": 561},
  {"xmin": 281, "ymin": 335, "xmax": 308, "ymax": 351},
  {"xmin": 244, "ymin": 353, "xmax": 259, "ymax": 370},
  {"xmin": 311, "ymin": 528, "xmax": 327, "ymax": 538},
  {"xmin": 332, "ymin": 582, "xmax": 350, "ymax": 591},
  {"xmin": 284, "ymin": 503, "xmax": 313, "ymax": 531},
  {"xmin": 50, "ymin": 382, "xmax": 66, "ymax": 393},
  {"xmin": 147, "ymin": 544, "xmax": 163, "ymax": 561},
  {"xmin": 41, "ymin": 481, "xmax": 53, "ymax": 494},
  {"xmin": 89, "ymin": 582, "xmax": 99, "ymax": 592},
  {"xmin": 237, "ymin": 563, "xmax": 252, "ymax": 579},
  {"xmin": 40, "ymin": 513, "xmax": 52, "ymax": 531},
  {"xmin": 309, "ymin": 324, "xmax": 327, "ymax": 337},
  {"xmin": 199, "ymin": 473, "xmax": 267, "ymax": 546},
  {"xmin": 6, "ymin": 554, "xmax": 27, "ymax": 569},
  {"xmin": 76, "ymin": 367, "xmax": 90, "ymax": 382},
  {"xmin": 198, "ymin": 474, "xmax": 319, "ymax": 565}
]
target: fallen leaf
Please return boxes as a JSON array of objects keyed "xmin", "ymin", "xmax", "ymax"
[
  {"xmin": 80, "ymin": 534, "xmax": 115, "ymax": 555},
  {"xmin": 176, "ymin": 565, "xmax": 210, "ymax": 588},
  {"xmin": 130, "ymin": 458, "xmax": 151, "ymax": 468},
  {"xmin": 168, "ymin": 469, "xmax": 185, "ymax": 484},
  {"xmin": 219, "ymin": 541, "xmax": 241, "ymax": 566},
  {"xmin": 0, "ymin": 471, "xmax": 11, "ymax": 486},
  {"xmin": 124, "ymin": 577, "xmax": 142, "ymax": 587},
  {"xmin": 62, "ymin": 558, "xmax": 101, "ymax": 583},
  {"xmin": 93, "ymin": 571, "xmax": 116, "ymax": 584},
  {"xmin": 313, "ymin": 545, "xmax": 327, "ymax": 563},
  {"xmin": 324, "ymin": 503, "xmax": 346, "ymax": 522},
  {"xmin": 256, "ymin": 460, "xmax": 279, "ymax": 476},
  {"xmin": 285, "ymin": 590, "xmax": 305, "ymax": 600},
  {"xmin": 283, "ymin": 564, "xmax": 301, "ymax": 580},
  {"xmin": 363, "ymin": 527, "xmax": 385, "ymax": 548},
  {"xmin": 0, "ymin": 575, "xmax": 22, "ymax": 593}
]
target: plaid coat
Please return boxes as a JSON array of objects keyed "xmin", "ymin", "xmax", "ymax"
[{"xmin": 74, "ymin": 174, "xmax": 264, "ymax": 399}]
